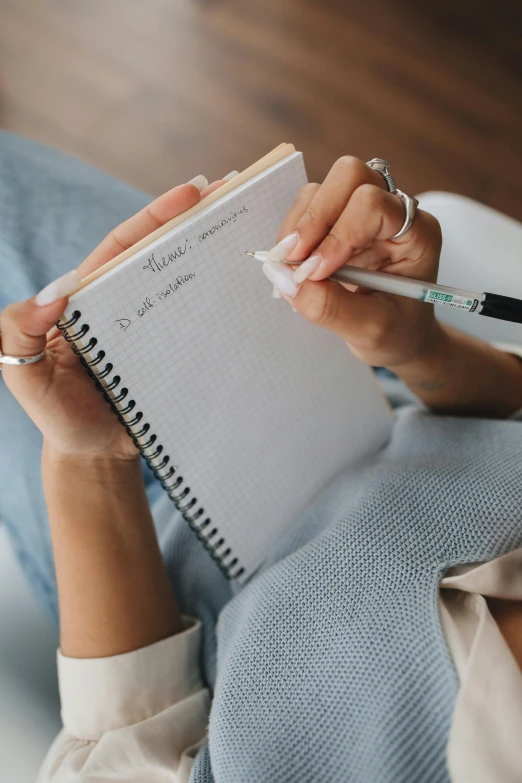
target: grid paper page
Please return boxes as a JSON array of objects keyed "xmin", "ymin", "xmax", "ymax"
[{"xmin": 64, "ymin": 152, "xmax": 392, "ymax": 579}]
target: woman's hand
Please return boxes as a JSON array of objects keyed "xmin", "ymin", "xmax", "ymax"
[
  {"xmin": 268, "ymin": 155, "xmax": 443, "ymax": 372},
  {"xmin": 1, "ymin": 176, "xmax": 225, "ymax": 460},
  {"xmin": 268, "ymin": 156, "xmax": 522, "ymax": 417},
  {"xmin": 2, "ymin": 175, "xmax": 231, "ymax": 657}
]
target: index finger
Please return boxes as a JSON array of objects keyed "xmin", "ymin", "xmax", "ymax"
[
  {"xmin": 309, "ymin": 186, "xmax": 441, "ymax": 283},
  {"xmin": 285, "ymin": 156, "xmax": 385, "ymax": 263}
]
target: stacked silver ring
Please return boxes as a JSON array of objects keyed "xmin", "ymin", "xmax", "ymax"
[{"xmin": 366, "ymin": 158, "xmax": 418, "ymax": 239}]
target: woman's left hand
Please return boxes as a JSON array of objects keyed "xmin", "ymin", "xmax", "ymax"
[
  {"xmin": 267, "ymin": 155, "xmax": 443, "ymax": 372},
  {"xmin": 1, "ymin": 176, "xmax": 227, "ymax": 460}
]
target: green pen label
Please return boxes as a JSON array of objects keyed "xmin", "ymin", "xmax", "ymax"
[{"xmin": 422, "ymin": 289, "xmax": 478, "ymax": 311}]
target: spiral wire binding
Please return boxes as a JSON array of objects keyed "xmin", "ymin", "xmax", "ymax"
[{"xmin": 57, "ymin": 311, "xmax": 244, "ymax": 580}]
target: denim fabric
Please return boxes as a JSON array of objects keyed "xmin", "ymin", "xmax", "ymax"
[{"xmin": 0, "ymin": 133, "xmax": 231, "ymax": 654}]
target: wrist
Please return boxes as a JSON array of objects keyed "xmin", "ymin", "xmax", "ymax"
[
  {"xmin": 387, "ymin": 319, "xmax": 448, "ymax": 379},
  {"xmin": 43, "ymin": 441, "xmax": 142, "ymax": 485},
  {"xmin": 387, "ymin": 322, "xmax": 522, "ymax": 417}
]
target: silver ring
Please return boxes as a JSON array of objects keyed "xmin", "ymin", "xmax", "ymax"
[
  {"xmin": 0, "ymin": 334, "xmax": 46, "ymax": 367},
  {"xmin": 365, "ymin": 159, "xmax": 418, "ymax": 239},
  {"xmin": 366, "ymin": 158, "xmax": 397, "ymax": 194},
  {"xmin": 391, "ymin": 189, "xmax": 419, "ymax": 239}
]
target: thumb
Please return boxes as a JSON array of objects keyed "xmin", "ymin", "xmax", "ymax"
[{"xmin": 1, "ymin": 271, "xmax": 79, "ymax": 361}]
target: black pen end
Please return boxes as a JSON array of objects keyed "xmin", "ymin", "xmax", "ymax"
[{"xmin": 480, "ymin": 292, "xmax": 522, "ymax": 325}]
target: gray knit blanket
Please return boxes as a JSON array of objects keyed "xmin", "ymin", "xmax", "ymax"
[{"xmin": 173, "ymin": 397, "xmax": 522, "ymax": 782}]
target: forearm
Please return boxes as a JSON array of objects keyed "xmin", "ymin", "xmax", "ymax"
[
  {"xmin": 42, "ymin": 443, "xmax": 182, "ymax": 658},
  {"xmin": 390, "ymin": 322, "xmax": 522, "ymax": 418}
]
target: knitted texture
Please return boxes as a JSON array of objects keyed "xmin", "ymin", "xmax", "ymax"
[{"xmin": 190, "ymin": 404, "xmax": 522, "ymax": 783}]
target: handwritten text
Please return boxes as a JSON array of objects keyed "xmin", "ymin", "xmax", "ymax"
[
  {"xmin": 137, "ymin": 273, "xmax": 196, "ymax": 318},
  {"xmin": 142, "ymin": 244, "xmax": 189, "ymax": 274},
  {"xmin": 197, "ymin": 206, "xmax": 248, "ymax": 243}
]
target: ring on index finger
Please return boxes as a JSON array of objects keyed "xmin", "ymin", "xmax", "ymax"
[
  {"xmin": 391, "ymin": 190, "xmax": 419, "ymax": 239},
  {"xmin": 366, "ymin": 158, "xmax": 419, "ymax": 239}
]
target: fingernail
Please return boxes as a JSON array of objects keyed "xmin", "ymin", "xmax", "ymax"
[
  {"xmin": 35, "ymin": 270, "xmax": 80, "ymax": 306},
  {"xmin": 292, "ymin": 254, "xmax": 321, "ymax": 284},
  {"xmin": 187, "ymin": 175, "xmax": 209, "ymax": 191},
  {"xmin": 223, "ymin": 170, "xmax": 239, "ymax": 181},
  {"xmin": 262, "ymin": 261, "xmax": 299, "ymax": 298},
  {"xmin": 272, "ymin": 285, "xmax": 282, "ymax": 299},
  {"xmin": 267, "ymin": 232, "xmax": 299, "ymax": 263}
]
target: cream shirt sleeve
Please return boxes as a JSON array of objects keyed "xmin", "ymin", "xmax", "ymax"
[
  {"xmin": 440, "ymin": 551, "xmax": 522, "ymax": 782},
  {"xmin": 37, "ymin": 617, "xmax": 209, "ymax": 783}
]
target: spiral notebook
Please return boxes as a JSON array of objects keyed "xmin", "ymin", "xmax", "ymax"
[{"xmin": 60, "ymin": 144, "xmax": 393, "ymax": 580}]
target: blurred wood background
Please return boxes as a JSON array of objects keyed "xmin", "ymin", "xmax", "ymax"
[{"xmin": 1, "ymin": 0, "xmax": 521, "ymax": 220}]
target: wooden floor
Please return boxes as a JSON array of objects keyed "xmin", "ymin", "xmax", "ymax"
[{"xmin": 1, "ymin": 0, "xmax": 521, "ymax": 221}]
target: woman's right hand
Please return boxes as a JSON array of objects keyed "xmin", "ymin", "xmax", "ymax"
[{"xmin": 1, "ymin": 176, "xmax": 224, "ymax": 460}]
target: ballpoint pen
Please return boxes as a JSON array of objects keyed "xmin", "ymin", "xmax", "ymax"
[{"xmin": 245, "ymin": 251, "xmax": 522, "ymax": 325}]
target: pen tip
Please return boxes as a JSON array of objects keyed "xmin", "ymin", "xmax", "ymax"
[{"xmin": 245, "ymin": 251, "xmax": 255, "ymax": 257}]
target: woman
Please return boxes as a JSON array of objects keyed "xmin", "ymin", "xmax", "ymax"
[{"xmin": 1, "ymin": 132, "xmax": 522, "ymax": 782}]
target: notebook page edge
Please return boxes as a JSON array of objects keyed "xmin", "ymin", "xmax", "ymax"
[
  {"xmin": 67, "ymin": 152, "xmax": 304, "ymax": 301},
  {"xmin": 78, "ymin": 144, "xmax": 296, "ymax": 290}
]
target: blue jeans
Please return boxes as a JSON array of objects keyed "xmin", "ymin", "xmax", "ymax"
[
  {"xmin": 0, "ymin": 132, "xmax": 165, "ymax": 621},
  {"xmin": 0, "ymin": 133, "xmax": 236, "ymax": 636}
]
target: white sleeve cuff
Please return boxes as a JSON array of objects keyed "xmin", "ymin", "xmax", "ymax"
[
  {"xmin": 58, "ymin": 616, "xmax": 205, "ymax": 741},
  {"xmin": 492, "ymin": 341, "xmax": 522, "ymax": 361}
]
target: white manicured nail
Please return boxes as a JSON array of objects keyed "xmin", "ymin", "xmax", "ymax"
[
  {"xmin": 272, "ymin": 285, "xmax": 282, "ymax": 298},
  {"xmin": 223, "ymin": 170, "xmax": 239, "ymax": 181},
  {"xmin": 187, "ymin": 175, "xmax": 209, "ymax": 191},
  {"xmin": 262, "ymin": 261, "xmax": 299, "ymax": 298},
  {"xmin": 35, "ymin": 270, "xmax": 80, "ymax": 306},
  {"xmin": 267, "ymin": 232, "xmax": 299, "ymax": 263},
  {"xmin": 293, "ymin": 254, "xmax": 321, "ymax": 284}
]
